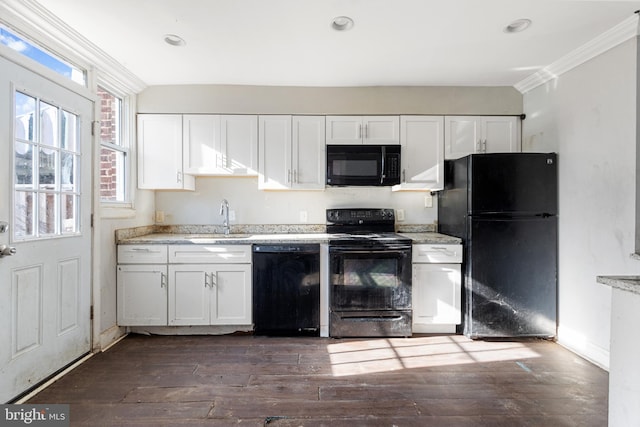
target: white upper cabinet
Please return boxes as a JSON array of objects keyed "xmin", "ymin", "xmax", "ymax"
[
  {"xmin": 444, "ymin": 116, "xmax": 520, "ymax": 159},
  {"xmin": 137, "ymin": 114, "xmax": 195, "ymax": 190},
  {"xmin": 219, "ymin": 115, "xmax": 258, "ymax": 175},
  {"xmin": 259, "ymin": 115, "xmax": 325, "ymax": 190},
  {"xmin": 183, "ymin": 114, "xmax": 220, "ymax": 175},
  {"xmin": 182, "ymin": 114, "xmax": 258, "ymax": 176},
  {"xmin": 394, "ymin": 116, "xmax": 444, "ymax": 191},
  {"xmin": 326, "ymin": 116, "xmax": 399, "ymax": 145},
  {"xmin": 292, "ymin": 116, "xmax": 325, "ymax": 189}
]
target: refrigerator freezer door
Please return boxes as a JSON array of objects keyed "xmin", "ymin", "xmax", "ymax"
[
  {"xmin": 469, "ymin": 153, "xmax": 558, "ymax": 215},
  {"xmin": 465, "ymin": 216, "xmax": 557, "ymax": 338}
]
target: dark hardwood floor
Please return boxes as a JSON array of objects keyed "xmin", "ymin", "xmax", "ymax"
[{"xmin": 28, "ymin": 334, "xmax": 608, "ymax": 426}]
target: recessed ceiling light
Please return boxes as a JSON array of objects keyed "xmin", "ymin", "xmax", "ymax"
[
  {"xmin": 332, "ymin": 16, "xmax": 354, "ymax": 31},
  {"xmin": 504, "ymin": 19, "xmax": 532, "ymax": 33},
  {"xmin": 164, "ymin": 34, "xmax": 186, "ymax": 47}
]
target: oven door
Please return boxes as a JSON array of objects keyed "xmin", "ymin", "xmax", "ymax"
[
  {"xmin": 326, "ymin": 145, "xmax": 400, "ymax": 186},
  {"xmin": 329, "ymin": 245, "xmax": 412, "ymax": 311}
]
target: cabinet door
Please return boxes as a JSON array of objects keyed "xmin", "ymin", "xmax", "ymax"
[
  {"xmin": 292, "ymin": 116, "xmax": 325, "ymax": 189},
  {"xmin": 183, "ymin": 115, "xmax": 220, "ymax": 175},
  {"xmin": 137, "ymin": 114, "xmax": 194, "ymax": 190},
  {"xmin": 481, "ymin": 116, "xmax": 520, "ymax": 153},
  {"xmin": 210, "ymin": 264, "xmax": 252, "ymax": 325},
  {"xmin": 444, "ymin": 116, "xmax": 480, "ymax": 159},
  {"xmin": 219, "ymin": 115, "xmax": 258, "ymax": 175},
  {"xmin": 412, "ymin": 263, "xmax": 461, "ymax": 325},
  {"xmin": 258, "ymin": 115, "xmax": 292, "ymax": 190},
  {"xmin": 397, "ymin": 116, "xmax": 444, "ymax": 190},
  {"xmin": 117, "ymin": 265, "xmax": 167, "ymax": 326},
  {"xmin": 363, "ymin": 116, "xmax": 400, "ymax": 145},
  {"xmin": 325, "ymin": 116, "xmax": 363, "ymax": 144},
  {"xmin": 168, "ymin": 265, "xmax": 210, "ymax": 326}
]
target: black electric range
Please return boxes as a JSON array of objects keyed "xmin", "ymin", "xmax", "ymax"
[{"xmin": 326, "ymin": 208, "xmax": 413, "ymax": 337}]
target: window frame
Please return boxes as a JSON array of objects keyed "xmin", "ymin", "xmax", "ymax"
[{"xmin": 96, "ymin": 82, "xmax": 134, "ymax": 210}]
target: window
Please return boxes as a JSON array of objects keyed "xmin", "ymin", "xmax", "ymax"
[
  {"xmin": 14, "ymin": 91, "xmax": 81, "ymax": 239},
  {"xmin": 0, "ymin": 25, "xmax": 86, "ymax": 86},
  {"xmin": 98, "ymin": 86, "xmax": 128, "ymax": 203}
]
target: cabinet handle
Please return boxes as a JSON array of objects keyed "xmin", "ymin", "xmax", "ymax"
[
  {"xmin": 358, "ymin": 124, "xmax": 362, "ymax": 139},
  {"xmin": 287, "ymin": 169, "xmax": 291, "ymax": 183},
  {"xmin": 402, "ymin": 169, "xmax": 406, "ymax": 183},
  {"xmin": 476, "ymin": 140, "xmax": 481, "ymax": 152},
  {"xmin": 483, "ymin": 139, "xmax": 487, "ymax": 152},
  {"xmin": 177, "ymin": 171, "xmax": 182, "ymax": 183},
  {"xmin": 293, "ymin": 169, "xmax": 298, "ymax": 183},
  {"xmin": 204, "ymin": 273, "xmax": 209, "ymax": 288},
  {"xmin": 364, "ymin": 124, "xmax": 368, "ymax": 139},
  {"xmin": 210, "ymin": 272, "xmax": 217, "ymax": 287},
  {"xmin": 160, "ymin": 272, "xmax": 167, "ymax": 288},
  {"xmin": 131, "ymin": 248, "xmax": 151, "ymax": 252}
]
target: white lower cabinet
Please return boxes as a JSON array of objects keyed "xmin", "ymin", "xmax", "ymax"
[
  {"xmin": 412, "ymin": 244, "xmax": 462, "ymax": 333},
  {"xmin": 169, "ymin": 263, "xmax": 251, "ymax": 325},
  {"xmin": 117, "ymin": 264, "xmax": 168, "ymax": 326},
  {"xmin": 117, "ymin": 244, "xmax": 252, "ymax": 327},
  {"xmin": 168, "ymin": 245, "xmax": 252, "ymax": 326}
]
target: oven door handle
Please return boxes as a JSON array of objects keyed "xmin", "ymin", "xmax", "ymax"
[{"xmin": 329, "ymin": 247, "xmax": 410, "ymax": 255}]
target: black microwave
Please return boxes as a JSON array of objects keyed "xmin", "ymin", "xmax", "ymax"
[{"xmin": 326, "ymin": 144, "xmax": 401, "ymax": 186}]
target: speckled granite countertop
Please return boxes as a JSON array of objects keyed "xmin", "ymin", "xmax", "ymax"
[
  {"xmin": 115, "ymin": 224, "xmax": 461, "ymax": 245},
  {"xmin": 597, "ymin": 276, "xmax": 640, "ymax": 296}
]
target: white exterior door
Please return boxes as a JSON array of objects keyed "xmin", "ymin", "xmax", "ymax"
[{"xmin": 0, "ymin": 56, "xmax": 92, "ymax": 402}]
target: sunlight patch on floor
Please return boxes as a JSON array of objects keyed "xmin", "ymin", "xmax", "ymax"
[{"xmin": 326, "ymin": 335, "xmax": 541, "ymax": 376}]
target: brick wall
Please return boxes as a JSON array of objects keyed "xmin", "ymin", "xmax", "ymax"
[{"xmin": 98, "ymin": 88, "xmax": 119, "ymax": 201}]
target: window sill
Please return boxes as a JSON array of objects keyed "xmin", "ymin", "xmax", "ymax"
[{"xmin": 100, "ymin": 205, "xmax": 136, "ymax": 220}]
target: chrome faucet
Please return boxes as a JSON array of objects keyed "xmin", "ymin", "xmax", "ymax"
[{"xmin": 220, "ymin": 199, "xmax": 230, "ymax": 235}]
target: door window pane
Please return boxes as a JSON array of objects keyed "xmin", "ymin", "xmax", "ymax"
[
  {"xmin": 38, "ymin": 147, "xmax": 57, "ymax": 189},
  {"xmin": 15, "ymin": 142, "xmax": 34, "ymax": 187},
  {"xmin": 40, "ymin": 102, "xmax": 59, "ymax": 148},
  {"xmin": 13, "ymin": 90, "xmax": 81, "ymax": 240},
  {"xmin": 14, "ymin": 191, "xmax": 35, "ymax": 238},
  {"xmin": 15, "ymin": 92, "xmax": 36, "ymax": 142},
  {"xmin": 61, "ymin": 194, "xmax": 78, "ymax": 234},
  {"xmin": 38, "ymin": 193, "xmax": 57, "ymax": 236}
]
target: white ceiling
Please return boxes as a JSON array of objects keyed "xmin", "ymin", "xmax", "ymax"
[{"xmin": 33, "ymin": 0, "xmax": 640, "ymax": 87}]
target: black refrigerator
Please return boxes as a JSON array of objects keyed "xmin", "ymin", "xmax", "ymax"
[{"xmin": 438, "ymin": 153, "xmax": 558, "ymax": 338}]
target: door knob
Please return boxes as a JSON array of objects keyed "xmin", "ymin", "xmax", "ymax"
[{"xmin": 0, "ymin": 245, "xmax": 17, "ymax": 257}]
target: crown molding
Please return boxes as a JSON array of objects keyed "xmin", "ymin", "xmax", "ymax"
[
  {"xmin": 515, "ymin": 14, "xmax": 640, "ymax": 94},
  {"xmin": 0, "ymin": 0, "xmax": 147, "ymax": 94}
]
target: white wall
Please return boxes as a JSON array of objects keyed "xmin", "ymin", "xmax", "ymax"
[
  {"xmin": 522, "ymin": 38, "xmax": 638, "ymax": 368},
  {"xmin": 96, "ymin": 193, "xmax": 154, "ymax": 348},
  {"xmin": 155, "ymin": 177, "xmax": 436, "ymax": 226}
]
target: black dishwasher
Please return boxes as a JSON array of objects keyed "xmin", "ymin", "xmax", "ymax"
[{"xmin": 252, "ymin": 244, "xmax": 320, "ymax": 336}]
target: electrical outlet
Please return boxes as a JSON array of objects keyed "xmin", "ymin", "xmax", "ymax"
[
  {"xmin": 229, "ymin": 210, "xmax": 236, "ymax": 221},
  {"xmin": 424, "ymin": 194, "xmax": 433, "ymax": 208},
  {"xmin": 396, "ymin": 209, "xmax": 405, "ymax": 221},
  {"xmin": 299, "ymin": 210, "xmax": 308, "ymax": 223},
  {"xmin": 155, "ymin": 211, "xmax": 165, "ymax": 223}
]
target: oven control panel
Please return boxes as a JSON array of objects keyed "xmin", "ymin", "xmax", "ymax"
[{"xmin": 326, "ymin": 208, "xmax": 395, "ymax": 225}]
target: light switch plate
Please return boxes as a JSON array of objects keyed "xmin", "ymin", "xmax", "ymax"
[
  {"xmin": 396, "ymin": 209, "xmax": 405, "ymax": 221},
  {"xmin": 155, "ymin": 211, "xmax": 165, "ymax": 223},
  {"xmin": 299, "ymin": 211, "xmax": 308, "ymax": 223}
]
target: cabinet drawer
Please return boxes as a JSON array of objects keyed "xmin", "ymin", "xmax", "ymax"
[
  {"xmin": 413, "ymin": 244, "xmax": 462, "ymax": 263},
  {"xmin": 169, "ymin": 245, "xmax": 252, "ymax": 264},
  {"xmin": 118, "ymin": 245, "xmax": 168, "ymax": 264}
]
